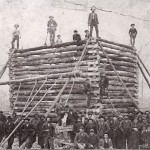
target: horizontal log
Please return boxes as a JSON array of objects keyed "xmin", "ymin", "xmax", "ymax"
[
  {"xmin": 100, "ymin": 59, "xmax": 137, "ymax": 68},
  {"xmin": 0, "ymin": 72, "xmax": 83, "ymax": 85},
  {"xmin": 100, "ymin": 42, "xmax": 135, "ymax": 54},
  {"xmin": 102, "ymin": 107, "xmax": 135, "ymax": 113},
  {"xmin": 100, "ymin": 53, "xmax": 136, "ymax": 63},
  {"xmin": 102, "ymin": 103, "xmax": 135, "ymax": 109},
  {"xmin": 100, "ymin": 38, "xmax": 134, "ymax": 50},
  {"xmin": 16, "ymin": 41, "xmax": 85, "ymax": 53}
]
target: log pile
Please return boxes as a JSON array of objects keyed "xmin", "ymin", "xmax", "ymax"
[{"xmin": 8, "ymin": 39, "xmax": 138, "ymax": 115}]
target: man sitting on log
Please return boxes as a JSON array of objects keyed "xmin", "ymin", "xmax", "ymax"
[
  {"xmin": 83, "ymin": 78, "xmax": 91, "ymax": 108},
  {"xmin": 129, "ymin": 23, "xmax": 137, "ymax": 47},
  {"xmin": 74, "ymin": 126, "xmax": 89, "ymax": 149},
  {"xmin": 73, "ymin": 30, "xmax": 82, "ymax": 46},
  {"xmin": 99, "ymin": 72, "xmax": 109, "ymax": 99},
  {"xmin": 47, "ymin": 16, "xmax": 57, "ymax": 45}
]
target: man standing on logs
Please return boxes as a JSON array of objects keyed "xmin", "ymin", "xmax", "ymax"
[
  {"xmin": 11, "ymin": 24, "xmax": 21, "ymax": 49},
  {"xmin": 99, "ymin": 72, "xmax": 109, "ymax": 101},
  {"xmin": 129, "ymin": 24, "xmax": 137, "ymax": 47},
  {"xmin": 88, "ymin": 6, "xmax": 99, "ymax": 38},
  {"xmin": 83, "ymin": 78, "xmax": 91, "ymax": 108},
  {"xmin": 47, "ymin": 16, "xmax": 57, "ymax": 45}
]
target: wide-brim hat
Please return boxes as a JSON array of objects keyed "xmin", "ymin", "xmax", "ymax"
[
  {"xmin": 131, "ymin": 23, "xmax": 135, "ymax": 26},
  {"xmin": 14, "ymin": 24, "xmax": 19, "ymax": 28},
  {"xmin": 85, "ymin": 30, "xmax": 89, "ymax": 33},
  {"xmin": 74, "ymin": 30, "xmax": 78, "ymax": 33},
  {"xmin": 0, "ymin": 111, "xmax": 3, "ymax": 113},
  {"xmin": 57, "ymin": 35, "xmax": 61, "ymax": 37},
  {"xmin": 91, "ymin": 6, "xmax": 96, "ymax": 10},
  {"xmin": 49, "ymin": 16, "xmax": 54, "ymax": 18}
]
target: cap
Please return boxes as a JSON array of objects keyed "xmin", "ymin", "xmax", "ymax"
[
  {"xmin": 88, "ymin": 111, "xmax": 93, "ymax": 115},
  {"xmin": 0, "ymin": 111, "xmax": 3, "ymax": 113},
  {"xmin": 65, "ymin": 105, "xmax": 70, "ymax": 108},
  {"xmin": 91, "ymin": 6, "xmax": 96, "ymax": 10},
  {"xmin": 14, "ymin": 24, "xmax": 19, "ymax": 28},
  {"xmin": 57, "ymin": 35, "xmax": 61, "ymax": 37},
  {"xmin": 74, "ymin": 30, "xmax": 78, "ymax": 33},
  {"xmin": 85, "ymin": 30, "xmax": 89, "ymax": 33},
  {"xmin": 49, "ymin": 16, "xmax": 54, "ymax": 18},
  {"xmin": 131, "ymin": 23, "xmax": 135, "ymax": 26}
]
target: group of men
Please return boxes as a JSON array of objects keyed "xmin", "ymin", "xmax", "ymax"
[
  {"xmin": 1, "ymin": 106, "xmax": 150, "ymax": 149},
  {"xmin": 11, "ymin": 6, "xmax": 137, "ymax": 49}
]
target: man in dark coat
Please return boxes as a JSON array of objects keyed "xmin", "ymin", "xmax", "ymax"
[
  {"xmin": 5, "ymin": 115, "xmax": 15, "ymax": 149},
  {"xmin": 99, "ymin": 72, "xmax": 109, "ymax": 98},
  {"xmin": 120, "ymin": 115, "xmax": 132, "ymax": 149},
  {"xmin": 73, "ymin": 30, "xmax": 82, "ymax": 46},
  {"xmin": 88, "ymin": 6, "xmax": 99, "ymax": 38},
  {"xmin": 0, "ymin": 111, "xmax": 6, "ymax": 123},
  {"xmin": 74, "ymin": 126, "xmax": 89, "ymax": 149},
  {"xmin": 36, "ymin": 115, "xmax": 45, "ymax": 149},
  {"xmin": 85, "ymin": 119, "xmax": 97, "ymax": 135},
  {"xmin": 20, "ymin": 118, "xmax": 35, "ymax": 149},
  {"xmin": 43, "ymin": 117, "xmax": 55, "ymax": 149},
  {"xmin": 73, "ymin": 118, "xmax": 84, "ymax": 134},
  {"xmin": 30, "ymin": 113, "xmax": 40, "ymax": 144},
  {"xmin": 129, "ymin": 23, "xmax": 137, "ymax": 47},
  {"xmin": 47, "ymin": 16, "xmax": 57, "ymax": 45},
  {"xmin": 83, "ymin": 78, "xmax": 91, "ymax": 108},
  {"xmin": 88, "ymin": 128, "xmax": 99, "ymax": 149},
  {"xmin": 0, "ymin": 119, "xmax": 4, "ymax": 143}
]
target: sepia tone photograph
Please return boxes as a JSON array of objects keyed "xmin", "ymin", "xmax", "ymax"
[{"xmin": 0, "ymin": 0, "xmax": 150, "ymax": 149}]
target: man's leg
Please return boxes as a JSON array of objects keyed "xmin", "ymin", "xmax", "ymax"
[
  {"xmin": 53, "ymin": 30, "xmax": 56, "ymax": 44},
  {"xmin": 130, "ymin": 36, "xmax": 133, "ymax": 46},
  {"xmin": 90, "ymin": 25, "xmax": 94, "ymax": 37},
  {"xmin": 95, "ymin": 24, "xmax": 99, "ymax": 38},
  {"xmin": 49, "ymin": 31, "xmax": 53, "ymax": 45},
  {"xmin": 133, "ymin": 37, "xmax": 135, "ymax": 47},
  {"xmin": 17, "ymin": 37, "xmax": 19, "ymax": 49},
  {"xmin": 11, "ymin": 37, "xmax": 16, "ymax": 49},
  {"xmin": 49, "ymin": 138, "xmax": 54, "ymax": 149},
  {"xmin": 44, "ymin": 136, "xmax": 49, "ymax": 149}
]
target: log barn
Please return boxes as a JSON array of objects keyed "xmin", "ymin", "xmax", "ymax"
[{"xmin": 8, "ymin": 38, "xmax": 139, "ymax": 116}]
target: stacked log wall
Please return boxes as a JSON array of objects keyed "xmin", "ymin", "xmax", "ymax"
[{"xmin": 9, "ymin": 39, "xmax": 138, "ymax": 115}]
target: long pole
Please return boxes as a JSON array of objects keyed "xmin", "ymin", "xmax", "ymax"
[
  {"xmin": 98, "ymin": 41, "xmax": 140, "ymax": 111},
  {"xmin": 136, "ymin": 53, "xmax": 150, "ymax": 77},
  {"xmin": 0, "ymin": 49, "xmax": 17, "ymax": 79},
  {"xmin": 137, "ymin": 62, "xmax": 150, "ymax": 89}
]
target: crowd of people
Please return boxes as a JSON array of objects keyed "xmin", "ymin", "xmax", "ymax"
[
  {"xmin": 11, "ymin": 6, "xmax": 137, "ymax": 49},
  {"xmin": 0, "ymin": 106, "xmax": 150, "ymax": 149}
]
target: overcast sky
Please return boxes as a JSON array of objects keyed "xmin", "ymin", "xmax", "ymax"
[{"xmin": 0, "ymin": 0, "xmax": 150, "ymax": 111}]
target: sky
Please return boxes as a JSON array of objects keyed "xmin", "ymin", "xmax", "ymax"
[{"xmin": 0, "ymin": 0, "xmax": 150, "ymax": 111}]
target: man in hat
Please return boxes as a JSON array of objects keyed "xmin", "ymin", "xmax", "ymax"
[
  {"xmin": 55, "ymin": 35, "xmax": 63, "ymax": 45},
  {"xmin": 36, "ymin": 115, "xmax": 45, "ymax": 149},
  {"xmin": 85, "ymin": 118, "xmax": 97, "ymax": 135},
  {"xmin": 83, "ymin": 78, "xmax": 92, "ymax": 108},
  {"xmin": 129, "ymin": 24, "xmax": 137, "ymax": 47},
  {"xmin": 99, "ymin": 72, "xmax": 109, "ymax": 100},
  {"xmin": 74, "ymin": 126, "xmax": 89, "ymax": 149},
  {"xmin": 0, "ymin": 118, "xmax": 4, "ymax": 143},
  {"xmin": 11, "ymin": 24, "xmax": 21, "ymax": 49},
  {"xmin": 0, "ymin": 111, "xmax": 6, "ymax": 123},
  {"xmin": 88, "ymin": 6, "xmax": 99, "ymax": 38},
  {"xmin": 43, "ymin": 117, "xmax": 55, "ymax": 149},
  {"xmin": 47, "ymin": 16, "xmax": 57, "ymax": 45},
  {"xmin": 19, "ymin": 118, "xmax": 35, "ymax": 149},
  {"xmin": 73, "ymin": 118, "xmax": 85, "ymax": 134},
  {"xmin": 88, "ymin": 128, "xmax": 99, "ymax": 149},
  {"xmin": 73, "ymin": 30, "xmax": 82, "ymax": 46},
  {"xmin": 120, "ymin": 115, "xmax": 133, "ymax": 149},
  {"xmin": 5, "ymin": 115, "xmax": 15, "ymax": 149},
  {"xmin": 84, "ymin": 30, "xmax": 90, "ymax": 40}
]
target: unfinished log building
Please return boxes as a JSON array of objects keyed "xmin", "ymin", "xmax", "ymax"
[{"xmin": 9, "ymin": 39, "xmax": 138, "ymax": 116}]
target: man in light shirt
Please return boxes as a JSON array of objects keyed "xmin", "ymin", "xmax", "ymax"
[
  {"xmin": 56, "ymin": 35, "xmax": 62, "ymax": 44},
  {"xmin": 11, "ymin": 24, "xmax": 21, "ymax": 49}
]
